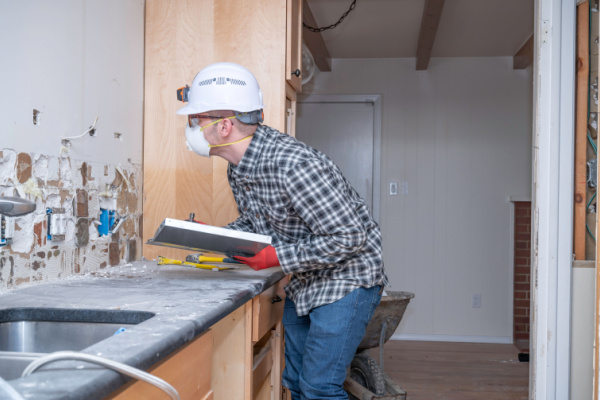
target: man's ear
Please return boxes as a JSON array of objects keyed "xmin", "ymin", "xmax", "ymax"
[{"xmin": 219, "ymin": 117, "xmax": 234, "ymax": 138}]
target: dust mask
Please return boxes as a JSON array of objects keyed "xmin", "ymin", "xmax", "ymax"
[{"xmin": 185, "ymin": 125, "xmax": 210, "ymax": 157}]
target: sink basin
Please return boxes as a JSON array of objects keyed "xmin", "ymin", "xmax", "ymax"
[
  {"xmin": 0, "ymin": 308, "xmax": 154, "ymax": 380},
  {"xmin": 0, "ymin": 320, "xmax": 134, "ymax": 353}
]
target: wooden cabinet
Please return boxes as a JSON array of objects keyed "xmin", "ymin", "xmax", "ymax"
[
  {"xmin": 108, "ymin": 330, "xmax": 214, "ymax": 400},
  {"xmin": 211, "ymin": 278, "xmax": 287, "ymax": 400},
  {"xmin": 144, "ymin": 0, "xmax": 290, "ymax": 261},
  {"xmin": 143, "ymin": 0, "xmax": 303, "ymax": 260},
  {"xmin": 286, "ymin": 0, "xmax": 303, "ymax": 93},
  {"xmin": 285, "ymin": 83, "xmax": 297, "ymax": 137},
  {"xmin": 108, "ymin": 279, "xmax": 286, "ymax": 400}
]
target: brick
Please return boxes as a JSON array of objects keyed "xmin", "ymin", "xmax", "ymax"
[
  {"xmin": 109, "ymin": 243, "xmax": 120, "ymax": 266},
  {"xmin": 16, "ymin": 153, "xmax": 32, "ymax": 184},
  {"xmin": 515, "ymin": 233, "xmax": 531, "ymax": 242},
  {"xmin": 514, "ymin": 291, "xmax": 529, "ymax": 300},
  {"xmin": 75, "ymin": 189, "xmax": 88, "ymax": 217},
  {"xmin": 514, "ymin": 307, "xmax": 529, "ymax": 316},
  {"xmin": 515, "ymin": 283, "xmax": 530, "ymax": 291},
  {"xmin": 515, "ymin": 241, "xmax": 529, "ymax": 249},
  {"xmin": 514, "ymin": 300, "xmax": 531, "ymax": 308},
  {"xmin": 80, "ymin": 162, "xmax": 88, "ymax": 186},
  {"xmin": 33, "ymin": 221, "xmax": 44, "ymax": 247},
  {"xmin": 515, "ymin": 324, "xmax": 528, "ymax": 332},
  {"xmin": 515, "ymin": 250, "xmax": 531, "ymax": 258},
  {"xmin": 515, "ymin": 266, "xmax": 530, "ymax": 275},
  {"xmin": 127, "ymin": 238, "xmax": 137, "ymax": 263},
  {"xmin": 514, "ymin": 257, "xmax": 530, "ymax": 266},
  {"xmin": 514, "ymin": 316, "xmax": 530, "ymax": 324},
  {"xmin": 514, "ymin": 332, "xmax": 529, "ymax": 340},
  {"xmin": 75, "ymin": 219, "xmax": 89, "ymax": 247},
  {"xmin": 515, "ymin": 217, "xmax": 531, "ymax": 226},
  {"xmin": 516, "ymin": 225, "xmax": 531, "ymax": 233}
]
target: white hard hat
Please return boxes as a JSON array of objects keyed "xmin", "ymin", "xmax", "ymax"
[{"xmin": 176, "ymin": 62, "xmax": 264, "ymax": 117}]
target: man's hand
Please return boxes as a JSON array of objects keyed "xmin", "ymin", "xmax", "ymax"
[{"xmin": 234, "ymin": 246, "xmax": 279, "ymax": 271}]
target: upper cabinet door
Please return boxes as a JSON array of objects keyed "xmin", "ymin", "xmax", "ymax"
[{"xmin": 286, "ymin": 0, "xmax": 303, "ymax": 92}]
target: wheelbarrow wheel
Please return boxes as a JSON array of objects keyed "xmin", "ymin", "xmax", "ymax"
[{"xmin": 347, "ymin": 353, "xmax": 386, "ymax": 399}]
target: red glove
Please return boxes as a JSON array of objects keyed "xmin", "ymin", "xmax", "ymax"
[{"xmin": 234, "ymin": 246, "xmax": 280, "ymax": 271}]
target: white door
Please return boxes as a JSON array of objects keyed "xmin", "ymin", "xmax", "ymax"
[{"xmin": 296, "ymin": 100, "xmax": 375, "ymax": 213}]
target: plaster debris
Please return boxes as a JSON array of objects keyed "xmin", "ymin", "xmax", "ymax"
[
  {"xmin": 0, "ymin": 149, "xmax": 17, "ymax": 185},
  {"xmin": 32, "ymin": 109, "xmax": 41, "ymax": 125},
  {"xmin": 20, "ymin": 178, "xmax": 43, "ymax": 200},
  {"xmin": 59, "ymin": 157, "xmax": 73, "ymax": 188},
  {"xmin": 0, "ymin": 148, "xmax": 143, "ymax": 293}
]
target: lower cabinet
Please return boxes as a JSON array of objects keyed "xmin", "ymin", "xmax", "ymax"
[
  {"xmin": 108, "ymin": 329, "xmax": 214, "ymax": 399},
  {"xmin": 212, "ymin": 278, "xmax": 286, "ymax": 400},
  {"xmin": 107, "ymin": 278, "xmax": 286, "ymax": 400}
]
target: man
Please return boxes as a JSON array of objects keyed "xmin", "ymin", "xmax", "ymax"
[{"xmin": 177, "ymin": 62, "xmax": 388, "ymax": 400}]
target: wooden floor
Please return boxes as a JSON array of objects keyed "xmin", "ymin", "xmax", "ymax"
[{"xmin": 371, "ymin": 341, "xmax": 529, "ymax": 400}]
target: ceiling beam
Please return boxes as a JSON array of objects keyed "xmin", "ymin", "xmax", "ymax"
[
  {"xmin": 513, "ymin": 35, "xmax": 534, "ymax": 69},
  {"xmin": 303, "ymin": 1, "xmax": 332, "ymax": 72},
  {"xmin": 416, "ymin": 0, "xmax": 445, "ymax": 71}
]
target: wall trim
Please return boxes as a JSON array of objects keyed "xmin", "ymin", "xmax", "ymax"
[{"xmin": 391, "ymin": 333, "xmax": 512, "ymax": 344}]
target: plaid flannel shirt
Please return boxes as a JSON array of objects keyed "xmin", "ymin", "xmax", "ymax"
[{"xmin": 226, "ymin": 125, "xmax": 388, "ymax": 316}]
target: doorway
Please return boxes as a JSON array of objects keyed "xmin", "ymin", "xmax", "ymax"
[{"xmin": 297, "ymin": 94, "xmax": 382, "ymax": 221}]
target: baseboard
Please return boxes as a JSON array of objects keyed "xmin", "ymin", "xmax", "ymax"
[{"xmin": 390, "ymin": 333, "xmax": 512, "ymax": 344}]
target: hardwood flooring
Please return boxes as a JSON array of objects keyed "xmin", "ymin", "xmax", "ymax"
[{"xmin": 370, "ymin": 341, "xmax": 529, "ymax": 400}]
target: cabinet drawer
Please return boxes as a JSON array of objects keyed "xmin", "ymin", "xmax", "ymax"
[{"xmin": 252, "ymin": 279, "xmax": 285, "ymax": 343}]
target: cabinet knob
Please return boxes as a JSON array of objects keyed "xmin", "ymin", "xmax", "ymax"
[
  {"xmin": 271, "ymin": 295, "xmax": 283, "ymax": 304},
  {"xmin": 292, "ymin": 69, "xmax": 301, "ymax": 77}
]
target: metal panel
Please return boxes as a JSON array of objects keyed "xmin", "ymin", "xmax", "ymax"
[{"xmin": 147, "ymin": 218, "xmax": 271, "ymax": 257}]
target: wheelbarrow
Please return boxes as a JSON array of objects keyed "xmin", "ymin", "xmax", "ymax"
[{"xmin": 345, "ymin": 291, "xmax": 415, "ymax": 400}]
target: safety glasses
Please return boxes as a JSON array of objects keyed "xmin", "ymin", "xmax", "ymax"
[{"xmin": 187, "ymin": 114, "xmax": 229, "ymax": 128}]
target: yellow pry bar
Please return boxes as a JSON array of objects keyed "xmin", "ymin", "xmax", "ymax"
[{"xmin": 157, "ymin": 256, "xmax": 235, "ymax": 271}]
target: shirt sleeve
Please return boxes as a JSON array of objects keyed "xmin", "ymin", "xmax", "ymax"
[{"xmin": 275, "ymin": 159, "xmax": 368, "ymax": 274}]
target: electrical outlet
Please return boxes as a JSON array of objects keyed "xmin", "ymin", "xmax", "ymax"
[
  {"xmin": 472, "ymin": 294, "xmax": 481, "ymax": 308},
  {"xmin": 46, "ymin": 208, "xmax": 67, "ymax": 241},
  {"xmin": 0, "ymin": 216, "xmax": 15, "ymax": 247},
  {"xmin": 98, "ymin": 208, "xmax": 116, "ymax": 236}
]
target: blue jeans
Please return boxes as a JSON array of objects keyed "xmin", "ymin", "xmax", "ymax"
[{"xmin": 282, "ymin": 286, "xmax": 382, "ymax": 400}]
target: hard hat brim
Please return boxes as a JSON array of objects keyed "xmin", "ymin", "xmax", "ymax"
[{"xmin": 176, "ymin": 103, "xmax": 203, "ymax": 115}]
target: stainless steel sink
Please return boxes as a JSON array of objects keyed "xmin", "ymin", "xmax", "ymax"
[
  {"xmin": 0, "ymin": 321, "xmax": 132, "ymax": 354},
  {"xmin": 0, "ymin": 308, "xmax": 154, "ymax": 380}
]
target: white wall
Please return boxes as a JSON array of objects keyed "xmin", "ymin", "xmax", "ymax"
[
  {"xmin": 0, "ymin": 0, "xmax": 145, "ymax": 290},
  {"xmin": 303, "ymin": 57, "xmax": 533, "ymax": 341},
  {"xmin": 0, "ymin": 0, "xmax": 144, "ymax": 165}
]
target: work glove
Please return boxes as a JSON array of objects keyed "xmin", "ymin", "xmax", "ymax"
[{"xmin": 234, "ymin": 245, "xmax": 280, "ymax": 271}]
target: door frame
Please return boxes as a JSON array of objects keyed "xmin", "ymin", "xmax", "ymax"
[
  {"xmin": 297, "ymin": 94, "xmax": 383, "ymax": 223},
  {"xmin": 531, "ymin": 0, "xmax": 575, "ymax": 398}
]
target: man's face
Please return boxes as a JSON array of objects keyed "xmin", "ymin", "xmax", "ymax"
[{"xmin": 187, "ymin": 114, "xmax": 223, "ymax": 146}]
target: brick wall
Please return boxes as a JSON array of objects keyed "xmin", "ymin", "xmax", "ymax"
[
  {"xmin": 0, "ymin": 148, "xmax": 143, "ymax": 291},
  {"xmin": 513, "ymin": 201, "xmax": 531, "ymax": 347}
]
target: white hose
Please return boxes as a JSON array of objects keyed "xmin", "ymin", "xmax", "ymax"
[{"xmin": 21, "ymin": 351, "xmax": 180, "ymax": 400}]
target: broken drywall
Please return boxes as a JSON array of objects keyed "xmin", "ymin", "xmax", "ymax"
[{"xmin": 0, "ymin": 148, "xmax": 143, "ymax": 292}]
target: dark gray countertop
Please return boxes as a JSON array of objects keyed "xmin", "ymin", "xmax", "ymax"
[{"xmin": 1, "ymin": 261, "xmax": 285, "ymax": 399}]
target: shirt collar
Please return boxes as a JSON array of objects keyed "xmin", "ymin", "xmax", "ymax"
[{"xmin": 230, "ymin": 124, "xmax": 267, "ymax": 178}]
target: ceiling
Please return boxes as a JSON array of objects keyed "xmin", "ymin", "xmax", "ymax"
[{"xmin": 305, "ymin": 0, "xmax": 535, "ymax": 59}]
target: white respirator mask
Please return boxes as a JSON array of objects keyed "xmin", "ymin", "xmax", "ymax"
[{"xmin": 185, "ymin": 124, "xmax": 211, "ymax": 157}]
